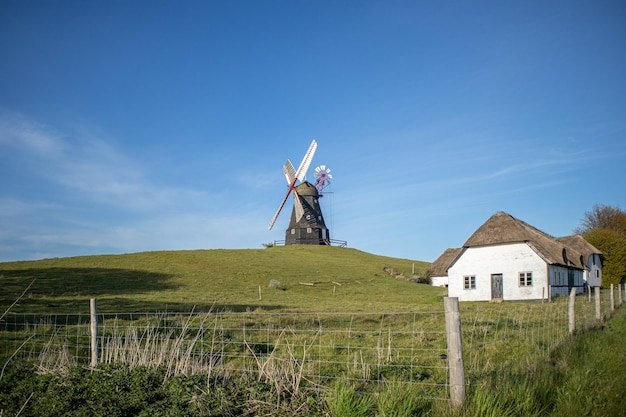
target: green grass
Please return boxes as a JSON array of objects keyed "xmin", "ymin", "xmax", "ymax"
[
  {"xmin": 548, "ymin": 309, "xmax": 626, "ymax": 417},
  {"xmin": 458, "ymin": 308, "xmax": 626, "ymax": 417},
  {"xmin": 3, "ymin": 310, "xmax": 625, "ymax": 416},
  {"xmin": 0, "ymin": 246, "xmax": 438, "ymax": 314},
  {"xmin": 2, "ymin": 247, "xmax": 625, "ymax": 416}
]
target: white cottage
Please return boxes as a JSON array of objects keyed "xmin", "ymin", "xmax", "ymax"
[{"xmin": 444, "ymin": 212, "xmax": 593, "ymax": 302}]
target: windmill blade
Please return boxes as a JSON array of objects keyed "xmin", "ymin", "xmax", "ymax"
[
  {"xmin": 295, "ymin": 139, "xmax": 317, "ymax": 182},
  {"xmin": 269, "ymin": 139, "xmax": 317, "ymax": 230},
  {"xmin": 268, "ymin": 188, "xmax": 292, "ymax": 230},
  {"xmin": 283, "ymin": 160, "xmax": 296, "ymax": 184},
  {"xmin": 294, "ymin": 191, "xmax": 305, "ymax": 222}
]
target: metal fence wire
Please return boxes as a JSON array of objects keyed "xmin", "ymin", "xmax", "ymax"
[
  {"xmin": 1, "ymin": 310, "xmax": 450, "ymax": 399},
  {"xmin": 0, "ymin": 287, "xmax": 621, "ymax": 403}
]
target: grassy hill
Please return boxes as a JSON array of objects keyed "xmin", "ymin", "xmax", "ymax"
[{"xmin": 0, "ymin": 246, "xmax": 441, "ymax": 314}]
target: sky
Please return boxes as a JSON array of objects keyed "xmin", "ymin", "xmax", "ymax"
[{"xmin": 1, "ymin": 1, "xmax": 625, "ymax": 263}]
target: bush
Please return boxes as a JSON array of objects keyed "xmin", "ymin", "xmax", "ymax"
[
  {"xmin": 268, "ymin": 279, "xmax": 285, "ymax": 290},
  {"xmin": 0, "ymin": 361, "xmax": 326, "ymax": 417}
]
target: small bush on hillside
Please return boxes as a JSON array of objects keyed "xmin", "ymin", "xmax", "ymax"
[
  {"xmin": 408, "ymin": 276, "xmax": 432, "ymax": 284},
  {"xmin": 268, "ymin": 279, "xmax": 285, "ymax": 290}
]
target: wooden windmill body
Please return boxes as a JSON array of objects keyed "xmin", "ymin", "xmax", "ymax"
[{"xmin": 285, "ymin": 181, "xmax": 330, "ymax": 245}]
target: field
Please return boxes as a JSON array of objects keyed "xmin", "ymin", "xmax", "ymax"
[
  {"xmin": 0, "ymin": 246, "xmax": 437, "ymax": 314},
  {"xmin": 1, "ymin": 246, "xmax": 624, "ymax": 416}
]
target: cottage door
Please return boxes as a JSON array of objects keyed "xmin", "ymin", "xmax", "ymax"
[{"xmin": 491, "ymin": 274, "xmax": 503, "ymax": 300}]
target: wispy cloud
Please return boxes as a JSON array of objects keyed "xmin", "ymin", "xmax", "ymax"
[
  {"xmin": 0, "ymin": 113, "xmax": 210, "ymax": 212},
  {"xmin": 0, "ymin": 113, "xmax": 67, "ymax": 156},
  {"xmin": 0, "ymin": 112, "xmax": 270, "ymax": 261}
]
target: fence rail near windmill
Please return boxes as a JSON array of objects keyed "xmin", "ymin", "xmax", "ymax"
[
  {"xmin": 1, "ymin": 285, "xmax": 623, "ymax": 404},
  {"xmin": 273, "ymin": 238, "xmax": 348, "ymax": 247}
]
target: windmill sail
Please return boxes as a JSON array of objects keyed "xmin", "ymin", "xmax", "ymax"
[
  {"xmin": 268, "ymin": 139, "xmax": 317, "ymax": 230},
  {"xmin": 293, "ymin": 193, "xmax": 305, "ymax": 222},
  {"xmin": 295, "ymin": 140, "xmax": 317, "ymax": 182},
  {"xmin": 268, "ymin": 191, "xmax": 290, "ymax": 230},
  {"xmin": 283, "ymin": 160, "xmax": 296, "ymax": 184}
]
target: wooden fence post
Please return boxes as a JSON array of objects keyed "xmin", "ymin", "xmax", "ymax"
[
  {"xmin": 610, "ymin": 284, "xmax": 615, "ymax": 313},
  {"xmin": 619, "ymin": 284, "xmax": 623, "ymax": 306},
  {"xmin": 594, "ymin": 287, "xmax": 602, "ymax": 322},
  {"xmin": 90, "ymin": 298, "xmax": 98, "ymax": 367},
  {"xmin": 444, "ymin": 297, "xmax": 465, "ymax": 407},
  {"xmin": 568, "ymin": 287, "xmax": 576, "ymax": 334}
]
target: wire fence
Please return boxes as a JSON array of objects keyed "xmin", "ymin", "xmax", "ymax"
[
  {"xmin": 1, "ymin": 286, "xmax": 623, "ymax": 402},
  {"xmin": 463, "ymin": 286, "xmax": 623, "ymax": 375},
  {"xmin": 1, "ymin": 309, "xmax": 451, "ymax": 398}
]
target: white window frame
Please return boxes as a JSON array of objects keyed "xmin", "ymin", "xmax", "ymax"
[
  {"xmin": 519, "ymin": 272, "xmax": 533, "ymax": 287},
  {"xmin": 464, "ymin": 275, "xmax": 476, "ymax": 290}
]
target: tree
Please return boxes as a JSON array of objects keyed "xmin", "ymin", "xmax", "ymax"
[
  {"xmin": 575, "ymin": 204, "xmax": 626, "ymax": 237},
  {"xmin": 576, "ymin": 204, "xmax": 626, "ymax": 286},
  {"xmin": 583, "ymin": 228, "xmax": 626, "ymax": 286}
]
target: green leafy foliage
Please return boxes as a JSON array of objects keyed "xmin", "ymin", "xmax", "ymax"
[
  {"xmin": 0, "ymin": 362, "xmax": 327, "ymax": 416},
  {"xmin": 577, "ymin": 204, "xmax": 626, "ymax": 286},
  {"xmin": 584, "ymin": 228, "xmax": 626, "ymax": 285}
]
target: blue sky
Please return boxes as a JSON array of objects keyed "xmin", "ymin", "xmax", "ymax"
[{"xmin": 1, "ymin": 1, "xmax": 625, "ymax": 263}]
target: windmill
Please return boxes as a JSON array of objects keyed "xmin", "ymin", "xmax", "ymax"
[{"xmin": 268, "ymin": 139, "xmax": 331, "ymax": 245}]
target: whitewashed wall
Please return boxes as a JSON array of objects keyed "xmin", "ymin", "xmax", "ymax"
[
  {"xmin": 585, "ymin": 254, "xmax": 602, "ymax": 287},
  {"xmin": 448, "ymin": 243, "xmax": 548, "ymax": 301},
  {"xmin": 431, "ymin": 276, "xmax": 448, "ymax": 287}
]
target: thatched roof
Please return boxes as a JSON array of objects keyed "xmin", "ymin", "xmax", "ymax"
[
  {"xmin": 556, "ymin": 235, "xmax": 602, "ymax": 260},
  {"xmin": 463, "ymin": 212, "xmax": 586, "ymax": 269},
  {"xmin": 429, "ymin": 247, "xmax": 463, "ymax": 276}
]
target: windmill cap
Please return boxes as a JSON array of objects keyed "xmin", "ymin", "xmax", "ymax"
[{"xmin": 295, "ymin": 181, "xmax": 319, "ymax": 196}]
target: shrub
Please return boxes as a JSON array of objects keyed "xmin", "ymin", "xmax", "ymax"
[{"xmin": 268, "ymin": 279, "xmax": 285, "ymax": 290}]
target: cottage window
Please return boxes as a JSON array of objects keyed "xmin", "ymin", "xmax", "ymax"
[
  {"xmin": 519, "ymin": 272, "xmax": 533, "ymax": 287},
  {"xmin": 307, "ymin": 227, "xmax": 312, "ymax": 233},
  {"xmin": 464, "ymin": 275, "xmax": 476, "ymax": 290}
]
